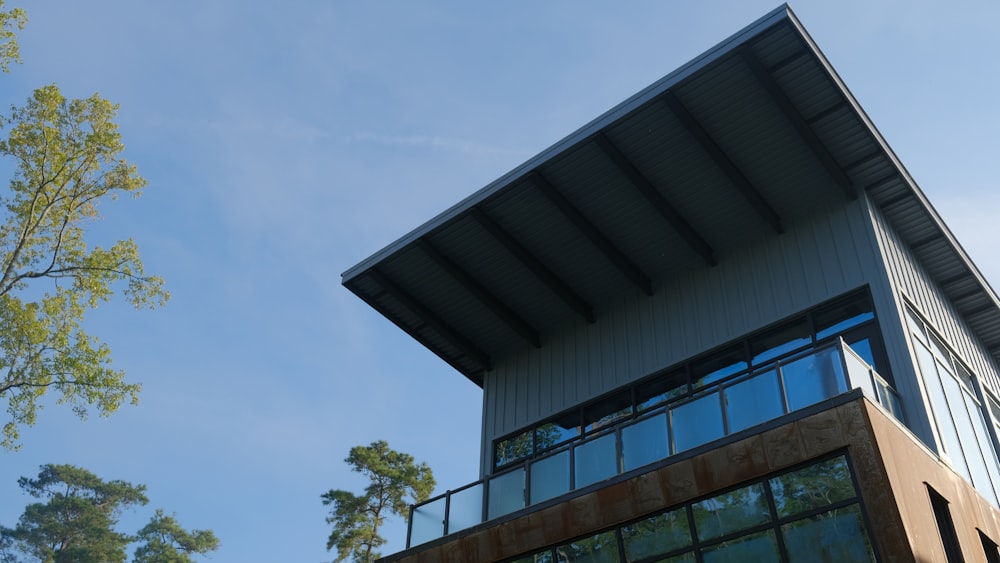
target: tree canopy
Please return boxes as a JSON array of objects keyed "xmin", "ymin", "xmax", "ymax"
[
  {"xmin": 0, "ymin": 464, "xmax": 219, "ymax": 563},
  {"xmin": 0, "ymin": 1, "xmax": 167, "ymax": 450},
  {"xmin": 322, "ymin": 441, "xmax": 435, "ymax": 563}
]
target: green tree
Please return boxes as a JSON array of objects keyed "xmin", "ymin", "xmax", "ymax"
[
  {"xmin": 132, "ymin": 509, "xmax": 219, "ymax": 563},
  {"xmin": 0, "ymin": 5, "xmax": 167, "ymax": 449},
  {"xmin": 0, "ymin": 1, "xmax": 26, "ymax": 73},
  {"xmin": 0, "ymin": 464, "xmax": 148, "ymax": 563},
  {"xmin": 322, "ymin": 441, "xmax": 436, "ymax": 563}
]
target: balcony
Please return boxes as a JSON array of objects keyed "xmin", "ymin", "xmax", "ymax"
[{"xmin": 406, "ymin": 339, "xmax": 903, "ymax": 548}]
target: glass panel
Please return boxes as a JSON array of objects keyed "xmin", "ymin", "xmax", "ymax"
[
  {"xmin": 585, "ymin": 391, "xmax": 633, "ymax": 433},
  {"xmin": 495, "ymin": 430, "xmax": 533, "ymax": 469},
  {"xmin": 409, "ymin": 496, "xmax": 446, "ymax": 546},
  {"xmin": 963, "ymin": 391, "xmax": 1000, "ymax": 508},
  {"xmin": 843, "ymin": 347, "xmax": 874, "ymax": 396},
  {"xmin": 557, "ymin": 530, "xmax": 621, "ymax": 563},
  {"xmin": 782, "ymin": 348, "xmax": 847, "ymax": 412},
  {"xmin": 943, "ymin": 370, "xmax": 993, "ymax": 497},
  {"xmin": 621, "ymin": 413, "xmax": 669, "ymax": 472},
  {"xmin": 487, "ymin": 467, "xmax": 525, "ymax": 520},
  {"xmin": 906, "ymin": 308, "xmax": 926, "ymax": 339},
  {"xmin": 660, "ymin": 553, "xmax": 696, "ymax": 563},
  {"xmin": 671, "ymin": 392, "xmax": 724, "ymax": 453},
  {"xmin": 536, "ymin": 415, "xmax": 580, "ymax": 452},
  {"xmin": 691, "ymin": 483, "xmax": 770, "ymax": 542},
  {"xmin": 750, "ymin": 317, "xmax": 811, "ymax": 365},
  {"xmin": 637, "ymin": 369, "xmax": 688, "ymax": 412},
  {"xmin": 955, "ymin": 363, "xmax": 975, "ymax": 391},
  {"xmin": 575, "ymin": 433, "xmax": 619, "ymax": 488},
  {"xmin": 846, "ymin": 338, "xmax": 875, "ymax": 369},
  {"xmin": 511, "ymin": 550, "xmax": 553, "ymax": 563},
  {"xmin": 692, "ymin": 345, "xmax": 748, "ymax": 389},
  {"xmin": 447, "ymin": 483, "xmax": 483, "ymax": 534},
  {"xmin": 621, "ymin": 508, "xmax": 692, "ymax": 561},
  {"xmin": 916, "ymin": 342, "xmax": 971, "ymax": 479},
  {"xmin": 814, "ymin": 293, "xmax": 874, "ymax": 340},
  {"xmin": 769, "ymin": 456, "xmax": 856, "ymax": 518},
  {"xmin": 701, "ymin": 530, "xmax": 780, "ymax": 563},
  {"xmin": 530, "ymin": 450, "xmax": 570, "ymax": 504},
  {"xmin": 724, "ymin": 370, "xmax": 784, "ymax": 433},
  {"xmin": 782, "ymin": 504, "xmax": 876, "ymax": 563}
]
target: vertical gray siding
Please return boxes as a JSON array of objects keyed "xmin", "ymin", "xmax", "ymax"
[
  {"xmin": 868, "ymin": 201, "xmax": 1000, "ymax": 404},
  {"xmin": 479, "ymin": 199, "xmax": 889, "ymax": 474}
]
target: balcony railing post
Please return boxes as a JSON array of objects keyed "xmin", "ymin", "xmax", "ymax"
[
  {"xmin": 442, "ymin": 490, "xmax": 451, "ymax": 537},
  {"xmin": 406, "ymin": 504, "xmax": 414, "ymax": 549},
  {"xmin": 482, "ymin": 475, "xmax": 490, "ymax": 524}
]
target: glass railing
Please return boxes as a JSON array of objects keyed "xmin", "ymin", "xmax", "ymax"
[{"xmin": 406, "ymin": 339, "xmax": 904, "ymax": 548}]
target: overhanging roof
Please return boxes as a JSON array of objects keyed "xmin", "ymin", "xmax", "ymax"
[{"xmin": 342, "ymin": 4, "xmax": 1000, "ymax": 386}]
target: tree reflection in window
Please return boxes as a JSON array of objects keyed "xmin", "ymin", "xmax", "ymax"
[{"xmin": 769, "ymin": 456, "xmax": 856, "ymax": 518}]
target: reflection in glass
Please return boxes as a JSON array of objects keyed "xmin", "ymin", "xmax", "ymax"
[
  {"xmin": 530, "ymin": 450, "xmax": 570, "ymax": 504},
  {"xmin": 447, "ymin": 483, "xmax": 483, "ymax": 534},
  {"xmin": 692, "ymin": 483, "xmax": 770, "ymax": 542},
  {"xmin": 672, "ymin": 392, "xmax": 724, "ymax": 453},
  {"xmin": 496, "ymin": 430, "xmax": 534, "ymax": 468},
  {"xmin": 621, "ymin": 508, "xmax": 692, "ymax": 561},
  {"xmin": 814, "ymin": 293, "xmax": 874, "ymax": 340},
  {"xmin": 963, "ymin": 392, "xmax": 1000, "ymax": 508},
  {"xmin": 692, "ymin": 346, "xmax": 748, "ymax": 389},
  {"xmin": 916, "ymin": 342, "xmax": 971, "ymax": 480},
  {"xmin": 536, "ymin": 419, "xmax": 579, "ymax": 452},
  {"xmin": 846, "ymin": 338, "xmax": 875, "ymax": 371},
  {"xmin": 511, "ymin": 551, "xmax": 553, "ymax": 563},
  {"xmin": 621, "ymin": 414, "xmax": 668, "ymax": 472},
  {"xmin": 409, "ymin": 496, "xmax": 446, "ymax": 546},
  {"xmin": 782, "ymin": 348, "xmax": 846, "ymax": 412},
  {"xmin": 585, "ymin": 391, "xmax": 633, "ymax": 433},
  {"xmin": 701, "ymin": 530, "xmax": 780, "ymax": 563},
  {"xmin": 724, "ymin": 370, "xmax": 783, "ymax": 433},
  {"xmin": 557, "ymin": 530, "xmax": 620, "ymax": 563},
  {"xmin": 943, "ymin": 371, "xmax": 993, "ymax": 499},
  {"xmin": 487, "ymin": 468, "xmax": 525, "ymax": 520},
  {"xmin": 750, "ymin": 318, "xmax": 811, "ymax": 365},
  {"xmin": 782, "ymin": 505, "xmax": 876, "ymax": 563},
  {"xmin": 575, "ymin": 433, "xmax": 618, "ymax": 489},
  {"xmin": 770, "ymin": 456, "xmax": 855, "ymax": 518},
  {"xmin": 637, "ymin": 369, "xmax": 687, "ymax": 411}
]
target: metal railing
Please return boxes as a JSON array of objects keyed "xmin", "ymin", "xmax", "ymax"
[{"xmin": 406, "ymin": 339, "xmax": 903, "ymax": 548}]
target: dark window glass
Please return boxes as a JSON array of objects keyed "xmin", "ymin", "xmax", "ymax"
[
  {"xmin": 691, "ymin": 483, "xmax": 770, "ymax": 542},
  {"xmin": 701, "ymin": 530, "xmax": 780, "ymax": 563},
  {"xmin": 929, "ymin": 487, "xmax": 964, "ymax": 563},
  {"xmin": 782, "ymin": 504, "xmax": 876, "ymax": 563},
  {"xmin": 814, "ymin": 293, "xmax": 874, "ymax": 340},
  {"xmin": 724, "ymin": 370, "xmax": 784, "ymax": 433},
  {"xmin": 980, "ymin": 530, "xmax": 1000, "ymax": 563},
  {"xmin": 750, "ymin": 318, "xmax": 811, "ymax": 365},
  {"xmin": 769, "ymin": 456, "xmax": 855, "ymax": 518},
  {"xmin": 621, "ymin": 508, "xmax": 692, "ymax": 561},
  {"xmin": 584, "ymin": 391, "xmax": 632, "ymax": 433},
  {"xmin": 637, "ymin": 369, "xmax": 687, "ymax": 411},
  {"xmin": 495, "ymin": 430, "xmax": 533, "ymax": 468},
  {"xmin": 692, "ymin": 345, "xmax": 747, "ymax": 388},
  {"xmin": 557, "ymin": 530, "xmax": 620, "ymax": 563}
]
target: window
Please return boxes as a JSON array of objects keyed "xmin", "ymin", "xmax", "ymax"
[{"xmin": 929, "ymin": 487, "xmax": 964, "ymax": 563}]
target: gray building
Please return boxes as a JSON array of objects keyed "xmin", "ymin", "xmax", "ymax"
[{"xmin": 343, "ymin": 5, "xmax": 1000, "ymax": 562}]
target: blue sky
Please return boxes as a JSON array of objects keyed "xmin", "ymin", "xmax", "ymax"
[{"xmin": 1, "ymin": 1, "xmax": 999, "ymax": 561}]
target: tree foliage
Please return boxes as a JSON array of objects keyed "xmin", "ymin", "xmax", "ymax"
[
  {"xmin": 322, "ymin": 441, "xmax": 435, "ymax": 563},
  {"xmin": 0, "ymin": 465, "xmax": 219, "ymax": 563},
  {"xmin": 0, "ymin": 3, "xmax": 167, "ymax": 450},
  {"xmin": 0, "ymin": 1, "xmax": 26, "ymax": 73},
  {"xmin": 133, "ymin": 509, "xmax": 219, "ymax": 563},
  {"xmin": 0, "ymin": 464, "xmax": 148, "ymax": 563}
]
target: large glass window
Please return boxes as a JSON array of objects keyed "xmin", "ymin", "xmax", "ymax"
[{"xmin": 506, "ymin": 454, "xmax": 876, "ymax": 563}]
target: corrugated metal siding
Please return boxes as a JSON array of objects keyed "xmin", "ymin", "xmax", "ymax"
[
  {"xmin": 479, "ymin": 200, "xmax": 881, "ymax": 472},
  {"xmin": 869, "ymin": 203, "xmax": 1000, "ymax": 396}
]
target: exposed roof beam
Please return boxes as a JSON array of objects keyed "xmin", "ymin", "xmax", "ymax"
[
  {"xmin": 939, "ymin": 271, "xmax": 973, "ymax": 287},
  {"xmin": 877, "ymin": 190, "xmax": 913, "ymax": 210},
  {"xmin": 740, "ymin": 46, "xmax": 856, "ymax": 200},
  {"xmin": 865, "ymin": 172, "xmax": 902, "ymax": 194},
  {"xmin": 844, "ymin": 150, "xmax": 884, "ymax": 172},
  {"xmin": 806, "ymin": 100, "xmax": 849, "ymax": 125},
  {"xmin": 962, "ymin": 302, "xmax": 997, "ymax": 319},
  {"xmin": 766, "ymin": 48, "xmax": 808, "ymax": 73},
  {"xmin": 418, "ymin": 240, "xmax": 541, "ymax": 348},
  {"xmin": 469, "ymin": 206, "xmax": 596, "ymax": 323},
  {"xmin": 530, "ymin": 172, "xmax": 654, "ymax": 296},
  {"xmin": 662, "ymin": 91, "xmax": 784, "ymax": 235},
  {"xmin": 593, "ymin": 132, "xmax": 717, "ymax": 267},
  {"xmin": 367, "ymin": 268, "xmax": 492, "ymax": 371},
  {"xmin": 949, "ymin": 287, "xmax": 984, "ymax": 303},
  {"xmin": 909, "ymin": 233, "xmax": 942, "ymax": 251}
]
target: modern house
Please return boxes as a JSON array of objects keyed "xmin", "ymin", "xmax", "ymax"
[{"xmin": 342, "ymin": 5, "xmax": 1000, "ymax": 562}]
